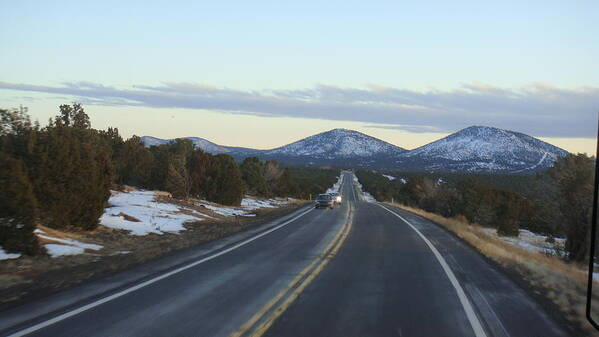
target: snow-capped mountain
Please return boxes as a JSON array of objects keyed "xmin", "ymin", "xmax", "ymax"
[
  {"xmin": 264, "ymin": 129, "xmax": 406, "ymax": 158},
  {"xmin": 142, "ymin": 126, "xmax": 568, "ymax": 172},
  {"xmin": 140, "ymin": 136, "xmax": 254, "ymax": 155},
  {"xmin": 396, "ymin": 126, "xmax": 568, "ymax": 172}
]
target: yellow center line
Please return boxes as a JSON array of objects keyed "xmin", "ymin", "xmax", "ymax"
[
  {"xmin": 250, "ymin": 215, "xmax": 353, "ymax": 337},
  {"xmin": 230, "ymin": 205, "xmax": 354, "ymax": 337}
]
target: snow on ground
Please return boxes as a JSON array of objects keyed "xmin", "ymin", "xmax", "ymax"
[
  {"xmin": 101, "ymin": 190, "xmax": 207, "ymax": 236},
  {"xmin": 241, "ymin": 198, "xmax": 287, "ymax": 210},
  {"xmin": 35, "ymin": 229, "xmax": 104, "ymax": 258},
  {"xmin": 352, "ymin": 174, "xmax": 377, "ymax": 202},
  {"xmin": 480, "ymin": 227, "xmax": 565, "ymax": 256},
  {"xmin": 198, "ymin": 197, "xmax": 290, "ymax": 217},
  {"xmin": 382, "ymin": 174, "xmax": 396, "ymax": 181},
  {"xmin": 197, "ymin": 202, "xmax": 254, "ymax": 217},
  {"xmin": 326, "ymin": 175, "xmax": 343, "ymax": 194},
  {"xmin": 44, "ymin": 244, "xmax": 86, "ymax": 258},
  {"xmin": 361, "ymin": 192, "xmax": 377, "ymax": 202},
  {"xmin": 0, "ymin": 246, "xmax": 20, "ymax": 260},
  {"xmin": 399, "ymin": 178, "xmax": 407, "ymax": 184}
]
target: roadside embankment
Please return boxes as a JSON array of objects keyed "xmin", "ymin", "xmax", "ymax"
[{"xmin": 0, "ymin": 188, "xmax": 308, "ymax": 309}]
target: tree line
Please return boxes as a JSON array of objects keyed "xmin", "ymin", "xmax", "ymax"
[
  {"xmin": 0, "ymin": 104, "xmax": 339, "ymax": 256},
  {"xmin": 356, "ymin": 153, "xmax": 595, "ymax": 262}
]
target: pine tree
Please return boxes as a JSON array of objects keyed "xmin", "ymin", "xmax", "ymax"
[
  {"xmin": 116, "ymin": 136, "xmax": 153, "ymax": 187},
  {"xmin": 241, "ymin": 157, "xmax": 270, "ymax": 197},
  {"xmin": 274, "ymin": 168, "xmax": 297, "ymax": 197},
  {"xmin": 547, "ymin": 154, "xmax": 594, "ymax": 261},
  {"xmin": 206, "ymin": 155, "xmax": 244, "ymax": 206},
  {"xmin": 0, "ymin": 153, "xmax": 41, "ymax": 255},
  {"xmin": 58, "ymin": 103, "xmax": 90, "ymax": 129},
  {"xmin": 496, "ymin": 193, "xmax": 520, "ymax": 236},
  {"xmin": 32, "ymin": 106, "xmax": 113, "ymax": 230},
  {"xmin": 165, "ymin": 157, "xmax": 190, "ymax": 199},
  {"xmin": 188, "ymin": 149, "xmax": 213, "ymax": 198}
]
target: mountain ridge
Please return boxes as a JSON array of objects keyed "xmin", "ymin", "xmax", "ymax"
[{"xmin": 141, "ymin": 126, "xmax": 568, "ymax": 173}]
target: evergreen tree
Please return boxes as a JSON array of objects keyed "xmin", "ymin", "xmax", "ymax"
[
  {"xmin": 496, "ymin": 193, "xmax": 520, "ymax": 236},
  {"xmin": 165, "ymin": 156, "xmax": 191, "ymax": 199},
  {"xmin": 206, "ymin": 154, "xmax": 244, "ymax": 205},
  {"xmin": 541, "ymin": 154, "xmax": 594, "ymax": 261},
  {"xmin": 115, "ymin": 136, "xmax": 153, "ymax": 187},
  {"xmin": 187, "ymin": 149, "xmax": 212, "ymax": 198},
  {"xmin": 32, "ymin": 106, "xmax": 113, "ymax": 230},
  {"xmin": 0, "ymin": 153, "xmax": 41, "ymax": 255},
  {"xmin": 274, "ymin": 168, "xmax": 297, "ymax": 197},
  {"xmin": 58, "ymin": 103, "xmax": 90, "ymax": 129},
  {"xmin": 241, "ymin": 157, "xmax": 270, "ymax": 197}
]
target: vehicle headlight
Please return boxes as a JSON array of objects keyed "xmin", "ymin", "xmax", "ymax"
[{"xmin": 336, "ymin": 196, "xmax": 342, "ymax": 202}]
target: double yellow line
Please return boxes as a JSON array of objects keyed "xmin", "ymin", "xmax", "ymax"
[{"xmin": 230, "ymin": 205, "xmax": 354, "ymax": 337}]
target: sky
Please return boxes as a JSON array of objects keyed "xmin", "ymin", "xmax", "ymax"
[{"xmin": 1, "ymin": 0, "xmax": 598, "ymax": 153}]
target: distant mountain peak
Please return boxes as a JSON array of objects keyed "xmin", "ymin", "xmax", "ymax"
[
  {"xmin": 398, "ymin": 125, "xmax": 568, "ymax": 173},
  {"xmin": 265, "ymin": 128, "xmax": 406, "ymax": 158}
]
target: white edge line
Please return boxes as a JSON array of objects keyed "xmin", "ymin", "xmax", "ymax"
[
  {"xmin": 8, "ymin": 206, "xmax": 316, "ymax": 337},
  {"xmin": 376, "ymin": 204, "xmax": 488, "ymax": 337}
]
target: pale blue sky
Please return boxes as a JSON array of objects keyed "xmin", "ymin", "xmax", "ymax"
[{"xmin": 1, "ymin": 0, "xmax": 598, "ymax": 152}]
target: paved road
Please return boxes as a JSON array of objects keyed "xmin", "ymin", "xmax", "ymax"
[{"xmin": 1, "ymin": 173, "xmax": 569, "ymax": 337}]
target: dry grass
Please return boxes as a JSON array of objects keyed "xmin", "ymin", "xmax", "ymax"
[{"xmin": 386, "ymin": 202, "xmax": 599, "ymax": 336}]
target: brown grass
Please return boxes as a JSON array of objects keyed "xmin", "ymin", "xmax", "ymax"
[{"xmin": 386, "ymin": 202, "xmax": 599, "ymax": 336}]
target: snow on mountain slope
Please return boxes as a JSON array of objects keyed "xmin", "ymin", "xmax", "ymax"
[
  {"xmin": 264, "ymin": 129, "xmax": 406, "ymax": 158},
  {"xmin": 141, "ymin": 126, "xmax": 568, "ymax": 172},
  {"xmin": 140, "ymin": 136, "xmax": 234, "ymax": 154},
  {"xmin": 398, "ymin": 126, "xmax": 568, "ymax": 172},
  {"xmin": 140, "ymin": 136, "xmax": 170, "ymax": 147}
]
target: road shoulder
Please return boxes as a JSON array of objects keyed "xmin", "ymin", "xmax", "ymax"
[
  {"xmin": 0, "ymin": 203, "xmax": 312, "ymax": 334},
  {"xmin": 384, "ymin": 202, "xmax": 582, "ymax": 337}
]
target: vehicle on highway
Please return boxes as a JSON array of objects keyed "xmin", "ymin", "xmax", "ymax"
[
  {"xmin": 329, "ymin": 192, "xmax": 342, "ymax": 204},
  {"xmin": 315, "ymin": 193, "xmax": 334, "ymax": 209}
]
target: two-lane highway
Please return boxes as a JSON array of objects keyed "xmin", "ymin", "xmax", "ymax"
[
  {"xmin": 1, "ymin": 172, "xmax": 569, "ymax": 337},
  {"xmin": 263, "ymin": 173, "xmax": 568, "ymax": 337}
]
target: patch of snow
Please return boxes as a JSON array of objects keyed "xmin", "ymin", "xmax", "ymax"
[
  {"xmin": 101, "ymin": 190, "xmax": 206, "ymax": 236},
  {"xmin": 197, "ymin": 202, "xmax": 256, "ymax": 217},
  {"xmin": 382, "ymin": 174, "xmax": 396, "ymax": 181},
  {"xmin": 480, "ymin": 227, "xmax": 565, "ymax": 256},
  {"xmin": 362, "ymin": 192, "xmax": 377, "ymax": 202},
  {"xmin": 326, "ymin": 175, "xmax": 343, "ymax": 194},
  {"xmin": 512, "ymin": 152, "xmax": 549, "ymax": 173},
  {"xmin": 35, "ymin": 229, "xmax": 103, "ymax": 258},
  {"xmin": 352, "ymin": 173, "xmax": 377, "ymax": 202},
  {"xmin": 241, "ymin": 198, "xmax": 287, "ymax": 210},
  {"xmin": 36, "ymin": 232, "xmax": 103, "ymax": 251},
  {"xmin": 198, "ymin": 197, "xmax": 287, "ymax": 217},
  {"xmin": 0, "ymin": 246, "xmax": 20, "ymax": 260},
  {"xmin": 45, "ymin": 244, "xmax": 85, "ymax": 258}
]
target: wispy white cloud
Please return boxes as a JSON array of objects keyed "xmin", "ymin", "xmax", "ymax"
[{"xmin": 0, "ymin": 81, "xmax": 597, "ymax": 137}]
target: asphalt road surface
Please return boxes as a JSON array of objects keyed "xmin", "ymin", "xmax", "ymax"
[{"xmin": 1, "ymin": 172, "xmax": 569, "ymax": 337}]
